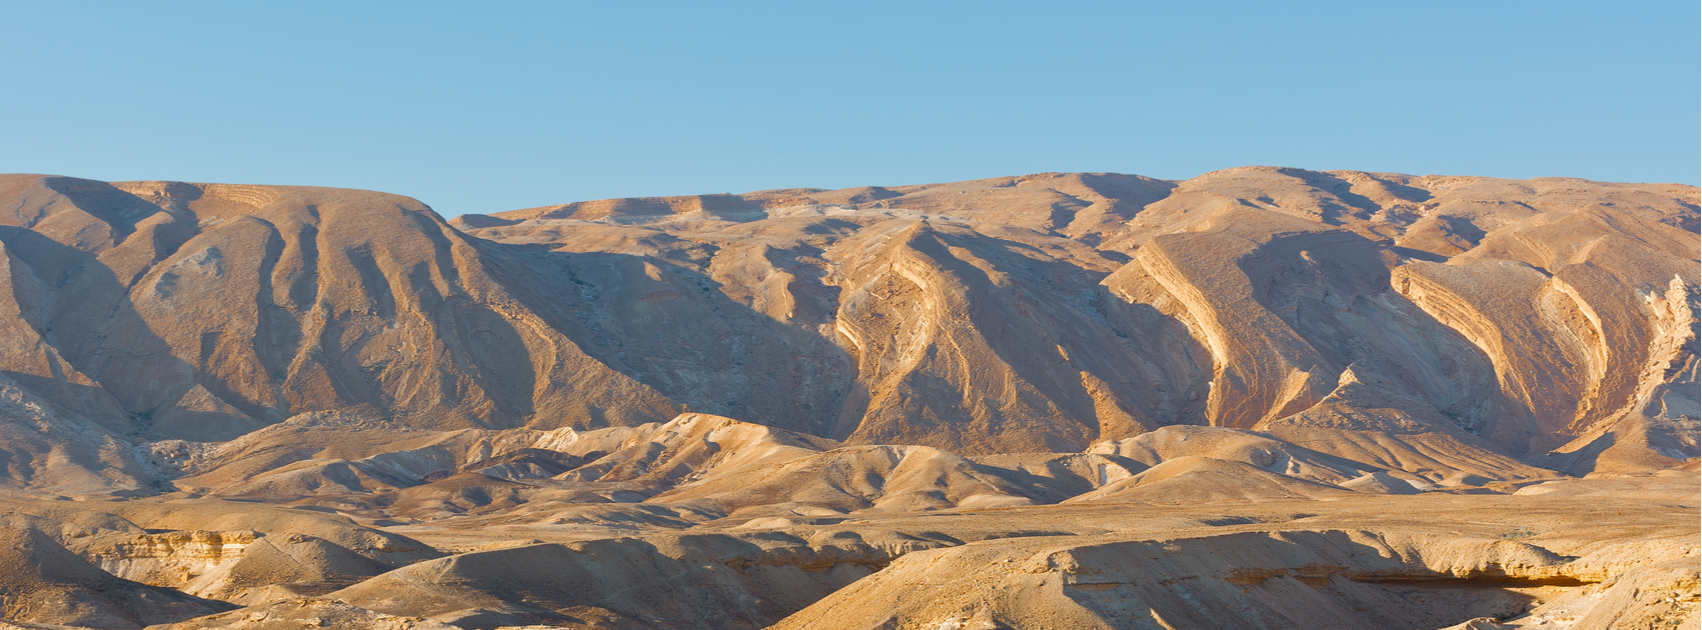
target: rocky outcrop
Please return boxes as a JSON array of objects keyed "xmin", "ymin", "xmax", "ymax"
[
  {"xmin": 773, "ymin": 524, "xmax": 1698, "ymax": 630},
  {"xmin": 0, "ymin": 525, "xmax": 232, "ymax": 629}
]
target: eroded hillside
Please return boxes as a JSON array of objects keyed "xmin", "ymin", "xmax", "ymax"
[
  {"xmin": 0, "ymin": 168, "xmax": 1693, "ymax": 629},
  {"xmin": 456, "ymin": 167, "xmax": 1698, "ymax": 462}
]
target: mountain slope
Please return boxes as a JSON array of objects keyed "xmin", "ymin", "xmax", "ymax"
[{"xmin": 0, "ymin": 168, "xmax": 1691, "ymax": 488}]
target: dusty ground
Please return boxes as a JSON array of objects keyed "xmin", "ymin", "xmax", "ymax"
[{"xmin": 0, "ymin": 472, "xmax": 1690, "ymax": 629}]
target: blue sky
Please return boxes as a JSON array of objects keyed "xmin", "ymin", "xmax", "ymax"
[{"xmin": 3, "ymin": 1, "xmax": 1696, "ymax": 217}]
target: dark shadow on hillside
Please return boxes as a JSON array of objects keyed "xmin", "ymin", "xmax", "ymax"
[
  {"xmin": 0, "ymin": 226, "xmax": 196, "ymax": 435},
  {"xmin": 475, "ymin": 239, "xmax": 857, "ymax": 438}
]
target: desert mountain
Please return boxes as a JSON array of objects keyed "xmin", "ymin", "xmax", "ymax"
[
  {"xmin": 0, "ymin": 168, "xmax": 1693, "ymax": 468},
  {"xmin": 0, "ymin": 168, "xmax": 1693, "ymax": 628}
]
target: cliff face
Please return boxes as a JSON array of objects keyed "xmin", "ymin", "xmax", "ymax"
[{"xmin": 0, "ymin": 168, "xmax": 1693, "ymax": 475}]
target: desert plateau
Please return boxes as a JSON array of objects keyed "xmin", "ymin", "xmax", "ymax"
[{"xmin": 0, "ymin": 167, "xmax": 1692, "ymax": 630}]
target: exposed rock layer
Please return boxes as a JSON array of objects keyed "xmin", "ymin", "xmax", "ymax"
[
  {"xmin": 0, "ymin": 168, "xmax": 1692, "ymax": 629},
  {"xmin": 0, "ymin": 169, "xmax": 1693, "ymax": 470}
]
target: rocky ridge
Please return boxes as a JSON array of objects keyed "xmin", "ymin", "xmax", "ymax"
[{"xmin": 0, "ymin": 168, "xmax": 1692, "ymax": 629}]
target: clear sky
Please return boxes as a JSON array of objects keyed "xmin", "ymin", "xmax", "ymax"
[{"xmin": 3, "ymin": 1, "xmax": 1697, "ymax": 218}]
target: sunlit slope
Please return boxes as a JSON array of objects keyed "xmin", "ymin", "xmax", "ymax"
[{"xmin": 0, "ymin": 168, "xmax": 1691, "ymax": 497}]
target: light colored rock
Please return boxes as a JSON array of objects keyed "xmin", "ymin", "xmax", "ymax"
[{"xmin": 0, "ymin": 168, "xmax": 1691, "ymax": 628}]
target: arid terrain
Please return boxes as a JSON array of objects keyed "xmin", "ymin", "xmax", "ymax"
[{"xmin": 0, "ymin": 167, "xmax": 1693, "ymax": 629}]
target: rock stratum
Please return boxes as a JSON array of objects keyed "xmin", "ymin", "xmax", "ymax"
[{"xmin": 0, "ymin": 168, "xmax": 1692, "ymax": 629}]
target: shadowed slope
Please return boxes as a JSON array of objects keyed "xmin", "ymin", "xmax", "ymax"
[
  {"xmin": 0, "ymin": 175, "xmax": 683, "ymax": 445},
  {"xmin": 0, "ymin": 168, "xmax": 1690, "ymax": 490}
]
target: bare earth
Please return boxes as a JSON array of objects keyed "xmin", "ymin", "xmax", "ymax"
[{"xmin": 0, "ymin": 168, "xmax": 1692, "ymax": 629}]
